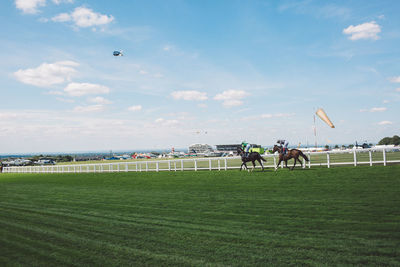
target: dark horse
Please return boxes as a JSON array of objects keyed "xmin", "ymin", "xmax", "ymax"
[
  {"xmin": 237, "ymin": 147, "xmax": 266, "ymax": 172},
  {"xmin": 272, "ymin": 145, "xmax": 309, "ymax": 170}
]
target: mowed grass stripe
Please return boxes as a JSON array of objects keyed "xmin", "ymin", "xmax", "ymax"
[
  {"xmin": 0, "ymin": 222, "xmax": 213, "ymax": 267},
  {"xmin": 1, "ymin": 166, "xmax": 399, "ymax": 266},
  {"xmin": 0, "ymin": 202, "xmax": 290, "ymax": 265}
]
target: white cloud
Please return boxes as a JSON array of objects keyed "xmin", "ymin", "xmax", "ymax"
[
  {"xmin": 378, "ymin": 121, "xmax": 392, "ymax": 125},
  {"xmin": 52, "ymin": 6, "xmax": 114, "ymax": 28},
  {"xmin": 163, "ymin": 45, "xmax": 174, "ymax": 51},
  {"xmin": 153, "ymin": 73, "xmax": 164, "ymax": 78},
  {"xmin": 14, "ymin": 61, "xmax": 79, "ymax": 87},
  {"xmin": 222, "ymin": 99, "xmax": 243, "ymax": 107},
  {"xmin": 51, "ymin": 12, "xmax": 70, "ymax": 22},
  {"xmin": 171, "ymin": 90, "xmax": 208, "ymax": 101},
  {"xmin": 197, "ymin": 103, "xmax": 207, "ymax": 108},
  {"xmin": 389, "ymin": 76, "xmax": 400, "ymax": 83},
  {"xmin": 46, "ymin": 90, "xmax": 64, "ymax": 95},
  {"xmin": 214, "ymin": 90, "xmax": 249, "ymax": 107},
  {"xmin": 128, "ymin": 105, "xmax": 142, "ymax": 112},
  {"xmin": 139, "ymin": 70, "xmax": 148, "ymax": 75},
  {"xmin": 155, "ymin": 118, "xmax": 179, "ymax": 126},
  {"xmin": 360, "ymin": 107, "xmax": 387, "ymax": 112},
  {"xmin": 343, "ymin": 21, "xmax": 381, "ymax": 40},
  {"xmin": 261, "ymin": 113, "xmax": 295, "ymax": 118},
  {"xmin": 15, "ymin": 0, "xmax": 46, "ymax": 14},
  {"xmin": 15, "ymin": 0, "xmax": 73, "ymax": 14},
  {"xmin": 88, "ymin": 96, "xmax": 112, "ymax": 105},
  {"xmin": 73, "ymin": 104, "xmax": 104, "ymax": 113},
  {"xmin": 52, "ymin": 0, "xmax": 73, "ymax": 4},
  {"xmin": 0, "ymin": 112, "xmax": 19, "ymax": 120},
  {"xmin": 56, "ymin": 97, "xmax": 74, "ymax": 103},
  {"xmin": 64, "ymin": 82, "xmax": 110, "ymax": 97},
  {"xmin": 370, "ymin": 107, "xmax": 387, "ymax": 112}
]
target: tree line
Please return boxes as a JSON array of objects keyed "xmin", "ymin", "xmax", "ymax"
[{"xmin": 378, "ymin": 135, "xmax": 400, "ymax": 146}]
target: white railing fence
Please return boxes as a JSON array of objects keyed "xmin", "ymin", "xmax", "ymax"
[{"xmin": 2, "ymin": 148, "xmax": 400, "ymax": 174}]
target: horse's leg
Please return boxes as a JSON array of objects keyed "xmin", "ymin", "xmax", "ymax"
[
  {"xmin": 297, "ymin": 157, "xmax": 303, "ymax": 167},
  {"xmin": 251, "ymin": 160, "xmax": 256, "ymax": 172},
  {"xmin": 291, "ymin": 158, "xmax": 297, "ymax": 170},
  {"xmin": 257, "ymin": 159, "xmax": 264, "ymax": 171},
  {"xmin": 242, "ymin": 162, "xmax": 248, "ymax": 171},
  {"xmin": 275, "ymin": 157, "xmax": 282, "ymax": 171},
  {"xmin": 243, "ymin": 162, "xmax": 249, "ymax": 172}
]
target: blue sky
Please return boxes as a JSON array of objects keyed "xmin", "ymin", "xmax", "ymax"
[{"xmin": 1, "ymin": 0, "xmax": 399, "ymax": 153}]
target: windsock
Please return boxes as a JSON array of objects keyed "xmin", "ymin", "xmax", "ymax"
[{"xmin": 316, "ymin": 108, "xmax": 335, "ymax": 128}]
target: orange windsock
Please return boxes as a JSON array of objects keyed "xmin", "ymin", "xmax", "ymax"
[{"xmin": 316, "ymin": 108, "xmax": 335, "ymax": 128}]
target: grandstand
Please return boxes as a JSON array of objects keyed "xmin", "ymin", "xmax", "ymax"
[
  {"xmin": 215, "ymin": 144, "xmax": 241, "ymax": 152},
  {"xmin": 188, "ymin": 144, "xmax": 213, "ymax": 154}
]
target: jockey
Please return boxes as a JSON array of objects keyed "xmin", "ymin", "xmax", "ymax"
[
  {"xmin": 241, "ymin": 141, "xmax": 252, "ymax": 158},
  {"xmin": 277, "ymin": 139, "xmax": 289, "ymax": 155}
]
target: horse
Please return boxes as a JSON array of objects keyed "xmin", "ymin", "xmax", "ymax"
[
  {"xmin": 272, "ymin": 145, "xmax": 309, "ymax": 170},
  {"xmin": 237, "ymin": 147, "xmax": 266, "ymax": 172}
]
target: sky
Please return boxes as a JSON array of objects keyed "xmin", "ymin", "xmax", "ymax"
[{"xmin": 1, "ymin": 0, "xmax": 400, "ymax": 153}]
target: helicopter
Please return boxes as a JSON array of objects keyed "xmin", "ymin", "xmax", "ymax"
[{"xmin": 113, "ymin": 50, "xmax": 123, "ymax": 56}]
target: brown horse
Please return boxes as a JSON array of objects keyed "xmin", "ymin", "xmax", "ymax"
[
  {"xmin": 237, "ymin": 147, "xmax": 266, "ymax": 172},
  {"xmin": 272, "ymin": 145, "xmax": 309, "ymax": 170}
]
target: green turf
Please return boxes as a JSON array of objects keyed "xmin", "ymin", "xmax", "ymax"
[{"xmin": 1, "ymin": 166, "xmax": 399, "ymax": 266}]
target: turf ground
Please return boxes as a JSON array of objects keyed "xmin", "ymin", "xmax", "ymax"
[{"xmin": 1, "ymin": 166, "xmax": 399, "ymax": 266}]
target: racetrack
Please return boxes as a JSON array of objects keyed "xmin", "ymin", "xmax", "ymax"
[{"xmin": 1, "ymin": 166, "xmax": 399, "ymax": 266}]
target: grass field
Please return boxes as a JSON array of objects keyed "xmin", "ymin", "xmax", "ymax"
[{"xmin": 1, "ymin": 166, "xmax": 399, "ymax": 266}]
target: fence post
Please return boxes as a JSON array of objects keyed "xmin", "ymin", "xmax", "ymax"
[
  {"xmin": 146, "ymin": 162, "xmax": 148, "ymax": 172},
  {"xmin": 209, "ymin": 159, "xmax": 212, "ymax": 171},
  {"xmin": 174, "ymin": 160, "xmax": 177, "ymax": 171},
  {"xmin": 126, "ymin": 162, "xmax": 128, "ymax": 172},
  {"xmin": 369, "ymin": 150, "xmax": 372, "ymax": 166},
  {"xmin": 353, "ymin": 149, "xmax": 357, "ymax": 167},
  {"xmin": 308, "ymin": 152, "xmax": 311, "ymax": 168},
  {"xmin": 224, "ymin": 158, "xmax": 227, "ymax": 170},
  {"xmin": 383, "ymin": 148, "xmax": 387, "ymax": 166},
  {"xmin": 218, "ymin": 159, "xmax": 221, "ymax": 171},
  {"xmin": 168, "ymin": 160, "xmax": 171, "ymax": 171},
  {"xmin": 181, "ymin": 159, "xmax": 184, "ymax": 171},
  {"xmin": 273, "ymin": 156, "xmax": 277, "ymax": 169},
  {"xmin": 327, "ymin": 152, "xmax": 330, "ymax": 168},
  {"xmin": 194, "ymin": 159, "xmax": 197, "ymax": 171},
  {"xmin": 156, "ymin": 162, "xmax": 159, "ymax": 172}
]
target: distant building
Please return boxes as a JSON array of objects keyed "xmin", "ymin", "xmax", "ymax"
[
  {"xmin": 188, "ymin": 144, "xmax": 213, "ymax": 154},
  {"xmin": 216, "ymin": 144, "xmax": 241, "ymax": 152}
]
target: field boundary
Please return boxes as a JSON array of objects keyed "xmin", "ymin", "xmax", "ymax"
[{"xmin": 2, "ymin": 148, "xmax": 400, "ymax": 173}]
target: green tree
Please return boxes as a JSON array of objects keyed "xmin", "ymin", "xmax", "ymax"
[
  {"xmin": 378, "ymin": 135, "xmax": 400, "ymax": 145},
  {"xmin": 393, "ymin": 135, "xmax": 400, "ymax": 145}
]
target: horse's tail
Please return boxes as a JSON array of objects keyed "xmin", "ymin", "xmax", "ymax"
[
  {"xmin": 259, "ymin": 155, "xmax": 266, "ymax": 162},
  {"xmin": 299, "ymin": 151, "xmax": 309, "ymax": 161}
]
